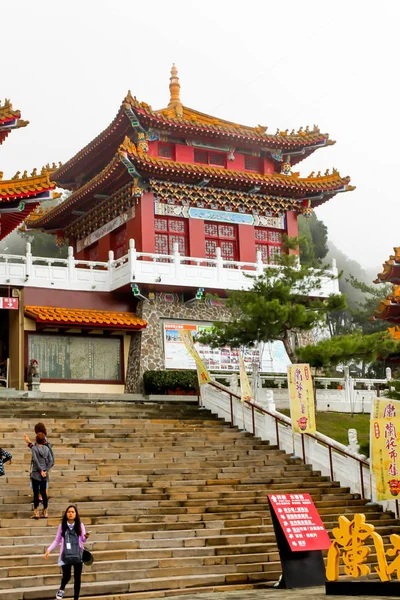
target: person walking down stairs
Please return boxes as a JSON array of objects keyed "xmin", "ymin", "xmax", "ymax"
[
  {"xmin": 0, "ymin": 447, "xmax": 12, "ymax": 477},
  {"xmin": 25, "ymin": 422, "xmax": 55, "ymax": 506},
  {"xmin": 24, "ymin": 432, "xmax": 53, "ymax": 519},
  {"xmin": 44, "ymin": 505, "xmax": 90, "ymax": 600}
]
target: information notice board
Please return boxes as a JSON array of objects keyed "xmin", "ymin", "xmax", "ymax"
[
  {"xmin": 268, "ymin": 492, "xmax": 331, "ymax": 551},
  {"xmin": 27, "ymin": 334, "xmax": 122, "ymax": 382}
]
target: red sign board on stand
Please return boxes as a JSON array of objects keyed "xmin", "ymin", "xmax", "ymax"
[
  {"xmin": 268, "ymin": 492, "xmax": 331, "ymax": 552},
  {"xmin": 0, "ymin": 298, "xmax": 18, "ymax": 310}
]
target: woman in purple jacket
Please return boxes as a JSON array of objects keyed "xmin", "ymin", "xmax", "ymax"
[{"xmin": 44, "ymin": 505, "xmax": 90, "ymax": 600}]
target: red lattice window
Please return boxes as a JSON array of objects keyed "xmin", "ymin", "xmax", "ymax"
[
  {"xmin": 244, "ymin": 155, "xmax": 260, "ymax": 172},
  {"xmin": 155, "ymin": 217, "xmax": 188, "ymax": 256},
  {"xmin": 112, "ymin": 225, "xmax": 127, "ymax": 260},
  {"xmin": 194, "ymin": 150, "xmax": 225, "ymax": 168},
  {"xmin": 158, "ymin": 143, "xmax": 175, "ymax": 159},
  {"xmin": 205, "ymin": 222, "xmax": 238, "ymax": 261},
  {"xmin": 255, "ymin": 227, "xmax": 283, "ymax": 264}
]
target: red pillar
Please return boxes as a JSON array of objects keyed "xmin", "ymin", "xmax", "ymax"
[
  {"xmin": 238, "ymin": 225, "xmax": 256, "ymax": 263},
  {"xmin": 97, "ymin": 234, "xmax": 111, "ymax": 261},
  {"xmin": 286, "ymin": 211, "xmax": 299, "ymax": 255},
  {"xmin": 126, "ymin": 193, "xmax": 155, "ymax": 253},
  {"xmin": 188, "ymin": 219, "xmax": 205, "ymax": 257}
]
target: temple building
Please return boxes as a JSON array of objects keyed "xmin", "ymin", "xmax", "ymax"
[
  {"xmin": 0, "ymin": 99, "xmax": 59, "ymax": 387},
  {"xmin": 3, "ymin": 67, "xmax": 352, "ymax": 392},
  {"xmin": 374, "ymin": 248, "xmax": 400, "ymax": 340}
]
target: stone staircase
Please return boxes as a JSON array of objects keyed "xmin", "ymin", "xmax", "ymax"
[{"xmin": 0, "ymin": 398, "xmax": 398, "ymax": 599}]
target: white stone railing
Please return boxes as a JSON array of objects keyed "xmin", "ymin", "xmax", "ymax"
[
  {"xmin": 202, "ymin": 381, "xmax": 397, "ymax": 515},
  {"xmin": 0, "ymin": 239, "xmax": 340, "ymax": 296},
  {"xmin": 211, "ymin": 373, "xmax": 391, "ymax": 413}
]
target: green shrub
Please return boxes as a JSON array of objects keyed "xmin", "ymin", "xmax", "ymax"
[{"xmin": 143, "ymin": 370, "xmax": 199, "ymax": 395}]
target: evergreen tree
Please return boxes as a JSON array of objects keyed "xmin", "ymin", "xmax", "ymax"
[{"xmin": 197, "ymin": 244, "xmax": 345, "ymax": 363}]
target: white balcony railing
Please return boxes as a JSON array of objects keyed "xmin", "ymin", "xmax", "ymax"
[{"xmin": 0, "ymin": 240, "xmax": 340, "ymax": 296}]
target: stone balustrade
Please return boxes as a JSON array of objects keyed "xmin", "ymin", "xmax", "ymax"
[{"xmin": 0, "ymin": 240, "xmax": 340, "ymax": 296}]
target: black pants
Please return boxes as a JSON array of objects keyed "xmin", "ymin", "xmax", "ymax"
[
  {"xmin": 31, "ymin": 477, "xmax": 48, "ymax": 509},
  {"xmin": 60, "ymin": 562, "xmax": 83, "ymax": 600}
]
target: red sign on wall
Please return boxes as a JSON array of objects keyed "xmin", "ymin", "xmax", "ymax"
[
  {"xmin": 268, "ymin": 493, "xmax": 331, "ymax": 552},
  {"xmin": 0, "ymin": 297, "xmax": 18, "ymax": 310}
]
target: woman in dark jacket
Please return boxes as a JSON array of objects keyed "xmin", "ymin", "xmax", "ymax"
[{"xmin": 25, "ymin": 432, "xmax": 53, "ymax": 519}]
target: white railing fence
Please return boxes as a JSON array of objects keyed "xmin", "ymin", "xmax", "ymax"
[
  {"xmin": 201, "ymin": 381, "xmax": 398, "ymax": 517},
  {"xmin": 210, "ymin": 372, "xmax": 391, "ymax": 413},
  {"xmin": 0, "ymin": 240, "xmax": 340, "ymax": 295}
]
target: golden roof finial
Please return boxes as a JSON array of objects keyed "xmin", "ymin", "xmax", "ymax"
[{"xmin": 168, "ymin": 63, "xmax": 183, "ymax": 118}]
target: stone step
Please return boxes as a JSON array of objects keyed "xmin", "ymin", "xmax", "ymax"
[{"xmin": 0, "ymin": 399, "xmax": 399, "ymax": 599}]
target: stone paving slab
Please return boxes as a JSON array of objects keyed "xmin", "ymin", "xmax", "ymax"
[{"xmin": 161, "ymin": 587, "xmax": 400, "ymax": 600}]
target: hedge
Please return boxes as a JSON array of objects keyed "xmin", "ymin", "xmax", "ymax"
[{"xmin": 143, "ymin": 370, "xmax": 199, "ymax": 395}]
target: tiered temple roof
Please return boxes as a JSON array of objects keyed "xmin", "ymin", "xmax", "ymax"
[
  {"xmin": 27, "ymin": 65, "xmax": 353, "ymax": 237},
  {"xmin": 0, "ymin": 99, "xmax": 60, "ymax": 240},
  {"xmin": 375, "ymin": 247, "xmax": 400, "ymax": 285},
  {"xmin": 0, "ymin": 99, "xmax": 29, "ymax": 145},
  {"xmin": 374, "ymin": 248, "xmax": 400, "ymax": 329}
]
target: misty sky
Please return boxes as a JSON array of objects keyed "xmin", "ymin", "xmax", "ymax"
[{"xmin": 2, "ymin": 0, "xmax": 399, "ymax": 270}]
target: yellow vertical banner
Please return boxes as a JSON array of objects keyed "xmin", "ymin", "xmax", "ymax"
[
  {"xmin": 239, "ymin": 352, "xmax": 253, "ymax": 403},
  {"xmin": 371, "ymin": 416, "xmax": 400, "ymax": 500},
  {"xmin": 287, "ymin": 364, "xmax": 316, "ymax": 434},
  {"xmin": 179, "ymin": 330, "xmax": 211, "ymax": 386}
]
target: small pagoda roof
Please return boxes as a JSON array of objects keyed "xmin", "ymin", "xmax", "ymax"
[
  {"xmin": 52, "ymin": 66, "xmax": 334, "ymax": 188},
  {"xmin": 28, "ymin": 137, "xmax": 353, "ymax": 231},
  {"xmin": 25, "ymin": 306, "xmax": 147, "ymax": 330},
  {"xmin": 375, "ymin": 247, "xmax": 400, "ymax": 285},
  {"xmin": 374, "ymin": 286, "xmax": 400, "ymax": 323},
  {"xmin": 0, "ymin": 167, "xmax": 60, "ymax": 240},
  {"xmin": 0, "ymin": 99, "xmax": 29, "ymax": 145}
]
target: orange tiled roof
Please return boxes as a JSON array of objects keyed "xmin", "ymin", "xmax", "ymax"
[
  {"xmin": 0, "ymin": 166, "xmax": 59, "ymax": 201},
  {"xmin": 375, "ymin": 247, "xmax": 400, "ymax": 285},
  {"xmin": 51, "ymin": 67, "xmax": 334, "ymax": 186},
  {"xmin": 388, "ymin": 326, "xmax": 400, "ymax": 340},
  {"xmin": 120, "ymin": 138, "xmax": 353, "ymax": 197},
  {"xmin": 24, "ymin": 306, "xmax": 147, "ymax": 330},
  {"xmin": 28, "ymin": 137, "xmax": 354, "ymax": 230},
  {"xmin": 0, "ymin": 99, "xmax": 29, "ymax": 144},
  {"xmin": 374, "ymin": 287, "xmax": 400, "ymax": 322}
]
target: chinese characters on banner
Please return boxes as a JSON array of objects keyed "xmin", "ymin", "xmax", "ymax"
[
  {"xmin": 371, "ymin": 398, "xmax": 400, "ymax": 501},
  {"xmin": 239, "ymin": 352, "xmax": 253, "ymax": 403},
  {"xmin": 179, "ymin": 330, "xmax": 210, "ymax": 386},
  {"xmin": 287, "ymin": 364, "xmax": 316, "ymax": 434},
  {"xmin": 268, "ymin": 493, "xmax": 331, "ymax": 552},
  {"xmin": 372, "ymin": 397, "xmax": 400, "ymax": 419},
  {"xmin": 0, "ymin": 297, "xmax": 18, "ymax": 310}
]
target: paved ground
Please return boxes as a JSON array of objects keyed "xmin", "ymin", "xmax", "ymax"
[{"xmin": 161, "ymin": 587, "xmax": 400, "ymax": 600}]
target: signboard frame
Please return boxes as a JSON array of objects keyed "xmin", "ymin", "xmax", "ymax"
[
  {"xmin": 162, "ymin": 319, "xmax": 291, "ymax": 373},
  {"xmin": 25, "ymin": 332, "xmax": 124, "ymax": 383},
  {"xmin": 268, "ymin": 493, "xmax": 330, "ymax": 588},
  {"xmin": 0, "ymin": 297, "xmax": 18, "ymax": 310}
]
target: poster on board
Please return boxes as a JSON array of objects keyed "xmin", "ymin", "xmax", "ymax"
[{"xmin": 163, "ymin": 322, "xmax": 291, "ymax": 373}]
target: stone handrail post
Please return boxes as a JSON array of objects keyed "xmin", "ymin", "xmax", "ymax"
[
  {"xmin": 67, "ymin": 246, "xmax": 75, "ymax": 281},
  {"xmin": 215, "ymin": 247, "xmax": 224, "ymax": 280},
  {"xmin": 128, "ymin": 239, "xmax": 137, "ymax": 278},
  {"xmin": 256, "ymin": 250, "xmax": 263, "ymax": 276},
  {"xmin": 108, "ymin": 250, "xmax": 114, "ymax": 285},
  {"xmin": 172, "ymin": 242, "xmax": 181, "ymax": 277},
  {"xmin": 25, "ymin": 242, "xmax": 32, "ymax": 277}
]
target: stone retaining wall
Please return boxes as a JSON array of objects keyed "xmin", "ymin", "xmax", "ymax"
[{"xmin": 125, "ymin": 298, "xmax": 231, "ymax": 393}]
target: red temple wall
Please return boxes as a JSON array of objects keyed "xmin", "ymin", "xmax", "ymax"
[
  {"xmin": 286, "ymin": 210, "xmax": 299, "ymax": 255},
  {"xmin": 24, "ymin": 288, "xmax": 135, "ymax": 311}
]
